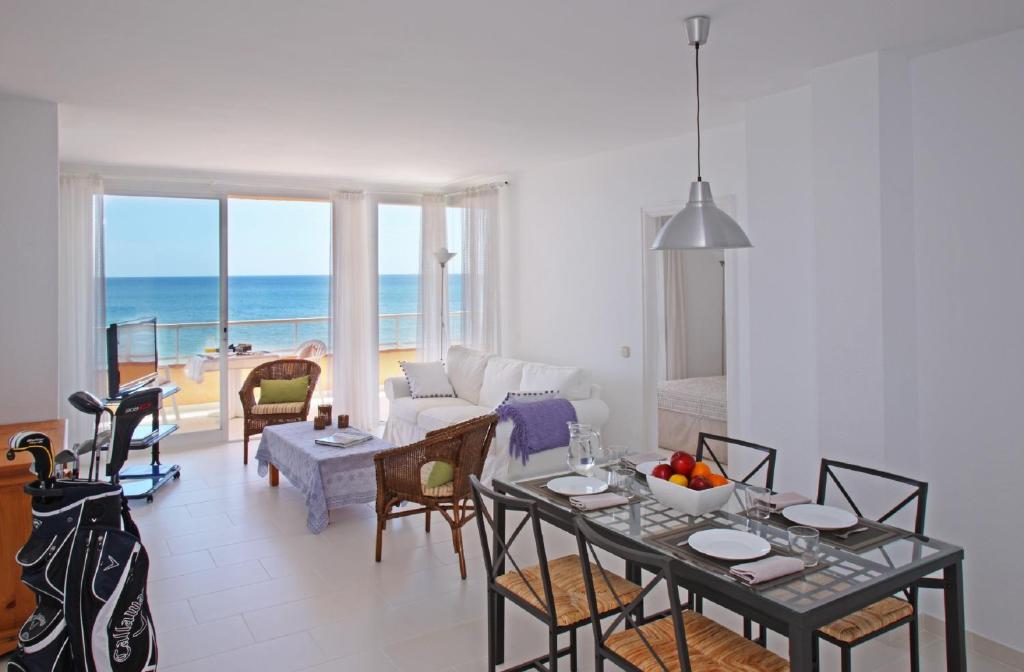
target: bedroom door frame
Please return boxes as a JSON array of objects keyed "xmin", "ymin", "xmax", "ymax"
[{"xmin": 640, "ymin": 194, "xmax": 741, "ymax": 453}]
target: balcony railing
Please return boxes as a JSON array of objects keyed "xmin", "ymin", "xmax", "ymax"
[{"xmin": 156, "ymin": 312, "xmax": 463, "ymax": 364}]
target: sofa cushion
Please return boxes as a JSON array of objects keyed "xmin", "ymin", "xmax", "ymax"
[
  {"xmin": 391, "ymin": 397, "xmax": 472, "ymax": 425},
  {"xmin": 478, "ymin": 357, "xmax": 526, "ymax": 408},
  {"xmin": 521, "ymin": 363, "xmax": 591, "ymax": 401},
  {"xmin": 400, "ymin": 361, "xmax": 456, "ymax": 398},
  {"xmin": 417, "ymin": 404, "xmax": 492, "ymax": 433},
  {"xmin": 445, "ymin": 346, "xmax": 493, "ymax": 404}
]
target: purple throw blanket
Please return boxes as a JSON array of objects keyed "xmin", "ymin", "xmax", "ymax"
[{"xmin": 497, "ymin": 398, "xmax": 578, "ymax": 465}]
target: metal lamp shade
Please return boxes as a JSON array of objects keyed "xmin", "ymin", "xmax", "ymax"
[{"xmin": 652, "ymin": 181, "xmax": 752, "ymax": 250}]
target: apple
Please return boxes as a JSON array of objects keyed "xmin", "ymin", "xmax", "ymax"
[
  {"xmin": 669, "ymin": 474, "xmax": 688, "ymax": 487},
  {"xmin": 670, "ymin": 451, "xmax": 696, "ymax": 477},
  {"xmin": 650, "ymin": 464, "xmax": 674, "ymax": 480},
  {"xmin": 688, "ymin": 476, "xmax": 712, "ymax": 491}
]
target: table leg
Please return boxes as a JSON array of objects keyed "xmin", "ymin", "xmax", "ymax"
[
  {"xmin": 269, "ymin": 464, "xmax": 279, "ymax": 487},
  {"xmin": 626, "ymin": 561, "xmax": 644, "ymax": 622},
  {"xmin": 944, "ymin": 560, "xmax": 967, "ymax": 671},
  {"xmin": 788, "ymin": 623, "xmax": 815, "ymax": 672},
  {"xmin": 494, "ymin": 498, "xmax": 506, "ymax": 666}
]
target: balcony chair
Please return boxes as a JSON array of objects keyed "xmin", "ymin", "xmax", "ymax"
[
  {"xmin": 573, "ymin": 517, "xmax": 788, "ymax": 672},
  {"xmin": 238, "ymin": 358, "xmax": 321, "ymax": 465},
  {"xmin": 470, "ymin": 477, "xmax": 642, "ymax": 672},
  {"xmin": 374, "ymin": 414, "xmax": 498, "ymax": 580}
]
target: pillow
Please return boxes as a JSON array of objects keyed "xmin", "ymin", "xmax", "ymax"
[
  {"xmin": 521, "ymin": 363, "xmax": 591, "ymax": 401},
  {"xmin": 259, "ymin": 375, "xmax": 310, "ymax": 404},
  {"xmin": 445, "ymin": 345, "xmax": 493, "ymax": 403},
  {"xmin": 399, "ymin": 361, "xmax": 456, "ymax": 399},
  {"xmin": 423, "ymin": 461, "xmax": 454, "ymax": 489},
  {"xmin": 498, "ymin": 389, "xmax": 560, "ymax": 407},
  {"xmin": 478, "ymin": 357, "xmax": 526, "ymax": 408}
]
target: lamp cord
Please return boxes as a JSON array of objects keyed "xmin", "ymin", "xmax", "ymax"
[{"xmin": 695, "ymin": 43, "xmax": 702, "ymax": 182}]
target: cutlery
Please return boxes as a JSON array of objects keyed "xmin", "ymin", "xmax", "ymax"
[{"xmin": 835, "ymin": 526, "xmax": 869, "ymax": 540}]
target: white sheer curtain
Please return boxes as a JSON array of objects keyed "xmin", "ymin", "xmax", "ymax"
[
  {"xmin": 57, "ymin": 175, "xmax": 106, "ymax": 442},
  {"xmin": 331, "ymin": 191, "xmax": 378, "ymax": 431},
  {"xmin": 417, "ymin": 193, "xmax": 446, "ymax": 362},
  {"xmin": 452, "ymin": 184, "xmax": 501, "ymax": 353}
]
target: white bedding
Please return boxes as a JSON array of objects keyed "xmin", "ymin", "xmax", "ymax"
[{"xmin": 657, "ymin": 376, "xmax": 727, "ymax": 422}]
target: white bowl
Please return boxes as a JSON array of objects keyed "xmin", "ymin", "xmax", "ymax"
[{"xmin": 647, "ymin": 477, "xmax": 735, "ymax": 516}]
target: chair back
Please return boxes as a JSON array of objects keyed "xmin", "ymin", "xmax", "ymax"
[
  {"xmin": 469, "ymin": 475, "xmax": 559, "ymax": 622},
  {"xmin": 574, "ymin": 517, "xmax": 692, "ymax": 672},
  {"xmin": 816, "ymin": 459, "xmax": 928, "ymax": 535},
  {"xmin": 295, "ymin": 339, "xmax": 327, "ymax": 360},
  {"xmin": 240, "ymin": 358, "xmax": 321, "ymax": 411},
  {"xmin": 695, "ymin": 432, "xmax": 778, "ymax": 490},
  {"xmin": 429, "ymin": 415, "xmax": 497, "ymax": 498}
]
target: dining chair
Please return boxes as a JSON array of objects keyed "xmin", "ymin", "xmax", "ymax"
[
  {"xmin": 693, "ymin": 432, "xmax": 778, "ymax": 643},
  {"xmin": 812, "ymin": 459, "xmax": 929, "ymax": 672},
  {"xmin": 375, "ymin": 414, "xmax": 497, "ymax": 579},
  {"xmin": 573, "ymin": 517, "xmax": 789, "ymax": 672},
  {"xmin": 469, "ymin": 476, "xmax": 642, "ymax": 672}
]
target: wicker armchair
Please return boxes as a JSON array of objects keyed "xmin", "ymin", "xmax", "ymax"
[
  {"xmin": 374, "ymin": 413, "xmax": 498, "ymax": 579},
  {"xmin": 239, "ymin": 358, "xmax": 321, "ymax": 465}
]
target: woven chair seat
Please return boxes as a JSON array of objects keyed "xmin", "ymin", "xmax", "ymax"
[
  {"xmin": 495, "ymin": 555, "xmax": 641, "ymax": 627},
  {"xmin": 250, "ymin": 402, "xmax": 306, "ymax": 415},
  {"xmin": 606, "ymin": 612, "xmax": 789, "ymax": 672},
  {"xmin": 818, "ymin": 597, "xmax": 914, "ymax": 644}
]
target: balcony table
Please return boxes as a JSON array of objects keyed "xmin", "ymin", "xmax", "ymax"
[{"xmin": 493, "ymin": 473, "xmax": 967, "ymax": 672}]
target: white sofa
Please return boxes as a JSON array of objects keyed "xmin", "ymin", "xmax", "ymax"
[{"xmin": 383, "ymin": 346, "xmax": 610, "ymax": 483}]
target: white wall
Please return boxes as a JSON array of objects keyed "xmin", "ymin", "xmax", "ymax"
[
  {"xmin": 0, "ymin": 94, "xmax": 59, "ymax": 424},
  {"xmin": 912, "ymin": 28, "xmax": 1024, "ymax": 653},
  {"xmin": 505, "ymin": 124, "xmax": 746, "ymax": 448}
]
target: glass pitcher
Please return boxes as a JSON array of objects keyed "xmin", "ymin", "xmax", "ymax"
[{"xmin": 566, "ymin": 422, "xmax": 602, "ymax": 477}]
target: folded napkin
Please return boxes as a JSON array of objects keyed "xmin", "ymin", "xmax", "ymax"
[
  {"xmin": 759, "ymin": 491, "xmax": 812, "ymax": 511},
  {"xmin": 729, "ymin": 555, "xmax": 805, "ymax": 585},
  {"xmin": 569, "ymin": 492, "xmax": 629, "ymax": 512}
]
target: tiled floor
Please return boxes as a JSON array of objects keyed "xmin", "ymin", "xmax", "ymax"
[{"xmin": 2, "ymin": 441, "xmax": 1018, "ymax": 671}]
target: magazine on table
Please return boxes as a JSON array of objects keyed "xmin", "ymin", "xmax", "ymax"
[{"xmin": 315, "ymin": 427, "xmax": 374, "ymax": 448}]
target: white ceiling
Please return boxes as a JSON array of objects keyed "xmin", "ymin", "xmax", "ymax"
[{"xmin": 2, "ymin": 0, "xmax": 1023, "ymax": 187}]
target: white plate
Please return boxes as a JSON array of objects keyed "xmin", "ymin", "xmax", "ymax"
[
  {"xmin": 546, "ymin": 476, "xmax": 608, "ymax": 496},
  {"xmin": 688, "ymin": 529, "xmax": 772, "ymax": 561},
  {"xmin": 782, "ymin": 504, "xmax": 859, "ymax": 530},
  {"xmin": 635, "ymin": 460, "xmax": 668, "ymax": 476}
]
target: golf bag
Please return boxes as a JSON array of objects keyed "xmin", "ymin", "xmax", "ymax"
[{"xmin": 6, "ymin": 389, "xmax": 160, "ymax": 672}]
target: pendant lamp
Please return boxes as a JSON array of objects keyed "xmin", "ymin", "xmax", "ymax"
[{"xmin": 652, "ymin": 16, "xmax": 752, "ymax": 250}]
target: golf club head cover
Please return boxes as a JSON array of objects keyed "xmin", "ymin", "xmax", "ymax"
[
  {"xmin": 7, "ymin": 431, "xmax": 55, "ymax": 484},
  {"xmin": 107, "ymin": 388, "xmax": 161, "ymax": 479}
]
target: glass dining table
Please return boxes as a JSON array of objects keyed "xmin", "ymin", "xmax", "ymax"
[{"xmin": 492, "ymin": 471, "xmax": 967, "ymax": 672}]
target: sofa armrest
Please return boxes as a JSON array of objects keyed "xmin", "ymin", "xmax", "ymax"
[
  {"xmin": 587, "ymin": 383, "xmax": 603, "ymax": 400},
  {"xmin": 570, "ymin": 398, "xmax": 610, "ymax": 428},
  {"xmin": 384, "ymin": 376, "xmax": 411, "ymax": 401}
]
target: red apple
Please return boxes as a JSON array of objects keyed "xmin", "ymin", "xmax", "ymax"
[
  {"xmin": 650, "ymin": 464, "xmax": 674, "ymax": 480},
  {"xmin": 670, "ymin": 451, "xmax": 696, "ymax": 477},
  {"xmin": 688, "ymin": 476, "xmax": 712, "ymax": 491}
]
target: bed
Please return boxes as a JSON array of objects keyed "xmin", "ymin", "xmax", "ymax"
[{"xmin": 657, "ymin": 376, "xmax": 727, "ymax": 456}]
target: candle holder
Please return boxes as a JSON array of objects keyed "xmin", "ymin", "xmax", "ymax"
[
  {"xmin": 337, "ymin": 414, "xmax": 349, "ymax": 429},
  {"xmin": 313, "ymin": 416, "xmax": 326, "ymax": 430}
]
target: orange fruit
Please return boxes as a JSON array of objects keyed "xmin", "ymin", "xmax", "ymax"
[
  {"xmin": 669, "ymin": 474, "xmax": 688, "ymax": 487},
  {"xmin": 707, "ymin": 474, "xmax": 729, "ymax": 488},
  {"xmin": 690, "ymin": 462, "xmax": 712, "ymax": 479}
]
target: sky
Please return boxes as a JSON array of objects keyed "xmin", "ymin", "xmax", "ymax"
[{"xmin": 104, "ymin": 195, "xmax": 462, "ymax": 277}]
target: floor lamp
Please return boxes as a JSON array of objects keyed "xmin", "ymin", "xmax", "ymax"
[{"xmin": 434, "ymin": 247, "xmax": 457, "ymax": 361}]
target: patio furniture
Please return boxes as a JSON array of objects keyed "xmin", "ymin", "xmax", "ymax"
[
  {"xmin": 470, "ymin": 476, "xmax": 642, "ymax": 672},
  {"xmin": 492, "ymin": 470, "xmax": 966, "ymax": 672},
  {"xmin": 239, "ymin": 358, "xmax": 320, "ymax": 465},
  {"xmin": 255, "ymin": 421, "xmax": 393, "ymax": 533},
  {"xmin": 812, "ymin": 459, "xmax": 930, "ymax": 672},
  {"xmin": 374, "ymin": 413, "xmax": 498, "ymax": 579},
  {"xmin": 574, "ymin": 517, "xmax": 788, "ymax": 671}
]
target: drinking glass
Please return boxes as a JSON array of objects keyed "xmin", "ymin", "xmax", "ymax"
[
  {"xmin": 607, "ymin": 464, "xmax": 637, "ymax": 495},
  {"xmin": 744, "ymin": 486, "xmax": 771, "ymax": 520},
  {"xmin": 788, "ymin": 526, "xmax": 821, "ymax": 567}
]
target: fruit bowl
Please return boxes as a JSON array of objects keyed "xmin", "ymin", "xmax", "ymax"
[{"xmin": 647, "ymin": 476, "xmax": 735, "ymax": 516}]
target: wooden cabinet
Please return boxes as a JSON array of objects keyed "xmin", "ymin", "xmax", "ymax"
[{"xmin": 0, "ymin": 419, "xmax": 65, "ymax": 655}]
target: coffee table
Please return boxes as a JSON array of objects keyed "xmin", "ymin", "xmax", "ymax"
[{"xmin": 255, "ymin": 422, "xmax": 393, "ymax": 533}]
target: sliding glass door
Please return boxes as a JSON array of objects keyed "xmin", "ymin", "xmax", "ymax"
[{"xmin": 103, "ymin": 195, "xmax": 224, "ymax": 436}]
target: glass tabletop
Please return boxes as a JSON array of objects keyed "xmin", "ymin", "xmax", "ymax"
[{"xmin": 496, "ymin": 470, "xmax": 963, "ymax": 615}]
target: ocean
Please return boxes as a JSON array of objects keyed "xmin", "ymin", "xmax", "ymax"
[{"xmin": 106, "ymin": 274, "xmax": 462, "ymax": 362}]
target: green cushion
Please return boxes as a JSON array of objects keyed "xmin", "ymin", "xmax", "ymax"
[
  {"xmin": 425, "ymin": 461, "xmax": 454, "ymax": 489},
  {"xmin": 259, "ymin": 375, "xmax": 310, "ymax": 404}
]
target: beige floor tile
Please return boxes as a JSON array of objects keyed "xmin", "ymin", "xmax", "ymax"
[
  {"xmin": 156, "ymin": 615, "xmax": 254, "ymax": 667},
  {"xmin": 148, "ymin": 558, "xmax": 269, "ymax": 602},
  {"xmin": 161, "ymin": 631, "xmax": 325, "ymax": 672}
]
